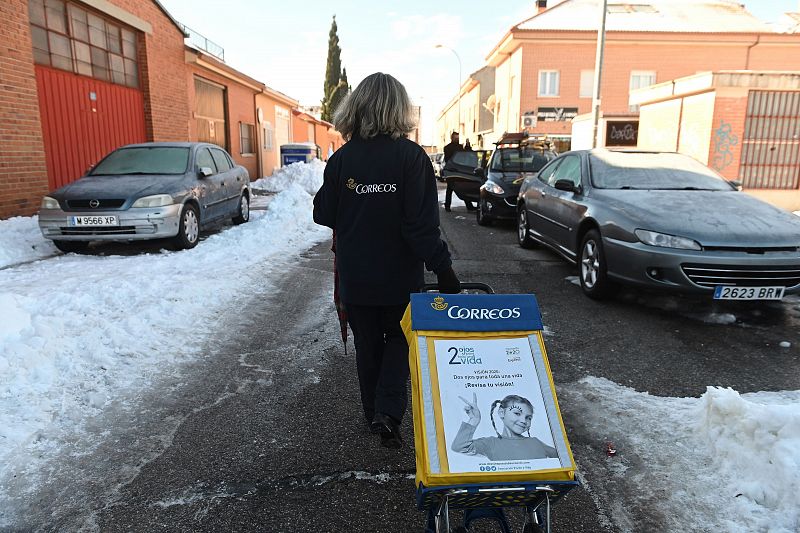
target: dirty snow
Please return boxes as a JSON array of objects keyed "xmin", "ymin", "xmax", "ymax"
[
  {"xmin": 565, "ymin": 377, "xmax": 800, "ymax": 533},
  {"xmin": 0, "ymin": 162, "xmax": 328, "ymax": 518}
]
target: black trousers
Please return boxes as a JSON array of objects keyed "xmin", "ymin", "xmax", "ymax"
[
  {"xmin": 345, "ymin": 303, "xmax": 410, "ymax": 424},
  {"xmin": 444, "ymin": 179, "xmax": 474, "ymax": 210}
]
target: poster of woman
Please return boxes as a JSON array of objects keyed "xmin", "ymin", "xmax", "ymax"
[{"xmin": 432, "ymin": 337, "xmax": 562, "ymax": 474}]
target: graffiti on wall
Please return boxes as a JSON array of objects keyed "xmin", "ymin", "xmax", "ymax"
[{"xmin": 711, "ymin": 120, "xmax": 739, "ymax": 171}]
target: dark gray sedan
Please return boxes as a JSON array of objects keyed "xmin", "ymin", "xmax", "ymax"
[
  {"xmin": 516, "ymin": 149, "xmax": 800, "ymax": 300},
  {"xmin": 38, "ymin": 142, "xmax": 250, "ymax": 252}
]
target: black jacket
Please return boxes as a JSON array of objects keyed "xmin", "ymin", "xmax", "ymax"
[
  {"xmin": 313, "ymin": 135, "xmax": 452, "ymax": 305},
  {"xmin": 443, "ymin": 141, "xmax": 462, "ymax": 162}
]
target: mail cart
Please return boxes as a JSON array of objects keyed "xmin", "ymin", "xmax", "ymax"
[
  {"xmin": 280, "ymin": 142, "xmax": 320, "ymax": 166},
  {"xmin": 400, "ymin": 285, "xmax": 578, "ymax": 533}
]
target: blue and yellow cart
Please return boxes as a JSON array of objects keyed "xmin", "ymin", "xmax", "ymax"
[{"xmin": 401, "ymin": 285, "xmax": 578, "ymax": 533}]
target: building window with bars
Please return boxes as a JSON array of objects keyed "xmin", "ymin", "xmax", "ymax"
[
  {"xmin": 739, "ymin": 91, "xmax": 800, "ymax": 190},
  {"xmin": 28, "ymin": 0, "xmax": 138, "ymax": 88},
  {"xmin": 240, "ymin": 122, "xmax": 255, "ymax": 155}
]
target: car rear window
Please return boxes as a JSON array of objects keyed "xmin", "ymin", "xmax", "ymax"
[
  {"xmin": 91, "ymin": 147, "xmax": 190, "ymax": 175},
  {"xmin": 491, "ymin": 148, "xmax": 554, "ymax": 172},
  {"xmin": 589, "ymin": 151, "xmax": 733, "ymax": 190}
]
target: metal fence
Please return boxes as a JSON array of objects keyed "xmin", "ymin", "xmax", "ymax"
[
  {"xmin": 739, "ymin": 90, "xmax": 800, "ymax": 189},
  {"xmin": 181, "ymin": 24, "xmax": 225, "ymax": 62}
]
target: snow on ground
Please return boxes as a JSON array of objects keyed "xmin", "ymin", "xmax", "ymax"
[
  {"xmin": 565, "ymin": 377, "xmax": 800, "ymax": 533},
  {"xmin": 0, "ymin": 162, "xmax": 328, "ymax": 512},
  {"xmin": 0, "ymin": 216, "xmax": 57, "ymax": 269}
]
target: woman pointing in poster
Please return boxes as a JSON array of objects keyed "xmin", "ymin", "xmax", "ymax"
[{"xmin": 451, "ymin": 393, "xmax": 558, "ymax": 461}]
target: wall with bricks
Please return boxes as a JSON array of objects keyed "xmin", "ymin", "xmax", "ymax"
[
  {"xmin": 112, "ymin": 0, "xmax": 190, "ymax": 142},
  {"xmin": 0, "ymin": 1, "xmax": 49, "ymax": 218}
]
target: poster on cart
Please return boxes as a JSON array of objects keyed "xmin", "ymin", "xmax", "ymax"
[{"xmin": 432, "ymin": 336, "xmax": 563, "ymax": 474}]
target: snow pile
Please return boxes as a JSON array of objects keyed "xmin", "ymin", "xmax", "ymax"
[
  {"xmin": 0, "ymin": 161, "xmax": 329, "ymax": 492},
  {"xmin": 564, "ymin": 377, "xmax": 800, "ymax": 533},
  {"xmin": 0, "ymin": 216, "xmax": 56, "ymax": 269},
  {"xmin": 697, "ymin": 387, "xmax": 800, "ymax": 523},
  {"xmin": 251, "ymin": 159, "xmax": 325, "ymax": 195}
]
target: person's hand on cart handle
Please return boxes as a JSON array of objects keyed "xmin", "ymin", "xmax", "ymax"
[
  {"xmin": 458, "ymin": 392, "xmax": 481, "ymax": 426},
  {"xmin": 437, "ymin": 266, "xmax": 461, "ymax": 294}
]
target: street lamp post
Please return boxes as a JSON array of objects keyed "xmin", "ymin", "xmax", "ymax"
[{"xmin": 435, "ymin": 44, "xmax": 462, "ymax": 137}]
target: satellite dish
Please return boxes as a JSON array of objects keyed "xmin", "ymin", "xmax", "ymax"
[{"xmin": 483, "ymin": 94, "xmax": 496, "ymax": 115}]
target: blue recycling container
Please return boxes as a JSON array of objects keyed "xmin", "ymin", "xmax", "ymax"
[{"xmin": 280, "ymin": 143, "xmax": 320, "ymax": 166}]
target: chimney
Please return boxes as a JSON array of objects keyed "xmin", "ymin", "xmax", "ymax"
[{"xmin": 537, "ymin": 0, "xmax": 547, "ymax": 14}]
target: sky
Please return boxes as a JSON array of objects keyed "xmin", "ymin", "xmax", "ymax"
[{"xmin": 158, "ymin": 0, "xmax": 798, "ymax": 144}]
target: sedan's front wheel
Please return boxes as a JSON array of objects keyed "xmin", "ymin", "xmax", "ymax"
[
  {"xmin": 172, "ymin": 203, "xmax": 200, "ymax": 250},
  {"xmin": 476, "ymin": 199, "xmax": 493, "ymax": 226},
  {"xmin": 579, "ymin": 229, "xmax": 613, "ymax": 299}
]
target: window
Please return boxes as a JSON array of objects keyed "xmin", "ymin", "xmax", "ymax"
[
  {"xmin": 211, "ymin": 148, "xmax": 232, "ymax": 172},
  {"xmin": 580, "ymin": 70, "xmax": 594, "ymax": 98},
  {"xmin": 629, "ymin": 71, "xmax": 656, "ymax": 111},
  {"xmin": 538, "ymin": 70, "xmax": 559, "ymax": 97},
  {"xmin": 239, "ymin": 122, "xmax": 255, "ymax": 155},
  {"xmin": 548, "ymin": 155, "xmax": 582, "ymax": 188},
  {"xmin": 263, "ymin": 121, "xmax": 274, "ymax": 150},
  {"xmin": 196, "ymin": 147, "xmax": 216, "ymax": 173},
  {"xmin": 28, "ymin": 0, "xmax": 138, "ymax": 88}
]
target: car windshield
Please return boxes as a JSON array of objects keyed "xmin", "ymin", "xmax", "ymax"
[
  {"xmin": 589, "ymin": 151, "xmax": 734, "ymax": 190},
  {"xmin": 90, "ymin": 147, "xmax": 190, "ymax": 176},
  {"xmin": 491, "ymin": 148, "xmax": 554, "ymax": 172}
]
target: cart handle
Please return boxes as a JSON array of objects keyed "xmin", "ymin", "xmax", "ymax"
[{"xmin": 420, "ymin": 282, "xmax": 495, "ymax": 294}]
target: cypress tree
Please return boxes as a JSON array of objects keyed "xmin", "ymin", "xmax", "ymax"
[{"xmin": 321, "ymin": 16, "xmax": 348, "ymax": 122}]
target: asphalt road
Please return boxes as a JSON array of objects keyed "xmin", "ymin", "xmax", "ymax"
[{"xmin": 8, "ymin": 184, "xmax": 800, "ymax": 532}]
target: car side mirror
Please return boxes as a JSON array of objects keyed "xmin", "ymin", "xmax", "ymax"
[
  {"xmin": 554, "ymin": 179, "xmax": 581, "ymax": 194},
  {"xmin": 198, "ymin": 167, "xmax": 214, "ymax": 178},
  {"xmin": 474, "ymin": 167, "xmax": 486, "ymax": 178}
]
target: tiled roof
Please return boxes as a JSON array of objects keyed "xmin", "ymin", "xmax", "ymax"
[{"xmin": 517, "ymin": 0, "xmax": 774, "ymax": 33}]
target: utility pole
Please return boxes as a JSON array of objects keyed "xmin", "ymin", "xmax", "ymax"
[
  {"xmin": 591, "ymin": 0, "xmax": 608, "ymax": 148},
  {"xmin": 436, "ymin": 44, "xmax": 462, "ymax": 137}
]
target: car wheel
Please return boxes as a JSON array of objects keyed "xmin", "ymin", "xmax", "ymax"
[
  {"xmin": 579, "ymin": 229, "xmax": 613, "ymax": 299},
  {"xmin": 476, "ymin": 199, "xmax": 493, "ymax": 226},
  {"xmin": 232, "ymin": 193, "xmax": 249, "ymax": 225},
  {"xmin": 173, "ymin": 203, "xmax": 200, "ymax": 250},
  {"xmin": 53, "ymin": 240, "xmax": 89, "ymax": 254},
  {"xmin": 517, "ymin": 206, "xmax": 537, "ymax": 249}
]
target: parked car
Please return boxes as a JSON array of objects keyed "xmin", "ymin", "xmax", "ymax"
[
  {"xmin": 429, "ymin": 152, "xmax": 445, "ymax": 180},
  {"xmin": 440, "ymin": 149, "xmax": 492, "ymax": 207},
  {"xmin": 477, "ymin": 134, "xmax": 557, "ymax": 226},
  {"xmin": 516, "ymin": 149, "xmax": 800, "ymax": 300},
  {"xmin": 38, "ymin": 142, "xmax": 250, "ymax": 252}
]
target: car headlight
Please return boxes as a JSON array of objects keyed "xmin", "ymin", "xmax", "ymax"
[
  {"xmin": 481, "ymin": 182, "xmax": 504, "ymax": 195},
  {"xmin": 41, "ymin": 196, "xmax": 59, "ymax": 209},
  {"xmin": 131, "ymin": 194, "xmax": 174, "ymax": 208},
  {"xmin": 635, "ymin": 229, "xmax": 701, "ymax": 250}
]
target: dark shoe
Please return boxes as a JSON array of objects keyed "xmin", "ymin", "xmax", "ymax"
[
  {"xmin": 372, "ymin": 413, "xmax": 402, "ymax": 448},
  {"xmin": 444, "ymin": 206, "xmax": 451, "ymax": 212}
]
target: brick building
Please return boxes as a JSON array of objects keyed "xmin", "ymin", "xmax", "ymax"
[
  {"xmin": 633, "ymin": 71, "xmax": 800, "ymax": 211},
  {"xmin": 0, "ymin": 0, "xmax": 345, "ymax": 219},
  {"xmin": 291, "ymin": 110, "xmax": 343, "ymax": 160},
  {"xmin": 437, "ymin": 0, "xmax": 800, "ymax": 152}
]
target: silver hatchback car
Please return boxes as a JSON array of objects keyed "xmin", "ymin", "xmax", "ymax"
[{"xmin": 38, "ymin": 142, "xmax": 250, "ymax": 252}]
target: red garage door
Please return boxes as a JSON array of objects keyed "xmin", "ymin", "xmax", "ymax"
[{"xmin": 35, "ymin": 65, "xmax": 146, "ymax": 190}]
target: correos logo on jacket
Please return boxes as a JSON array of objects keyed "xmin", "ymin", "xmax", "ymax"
[
  {"xmin": 346, "ymin": 178, "xmax": 397, "ymax": 194},
  {"xmin": 431, "ymin": 297, "xmax": 522, "ymax": 320}
]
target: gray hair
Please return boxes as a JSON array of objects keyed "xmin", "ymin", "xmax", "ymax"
[{"xmin": 333, "ymin": 72, "xmax": 416, "ymax": 141}]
